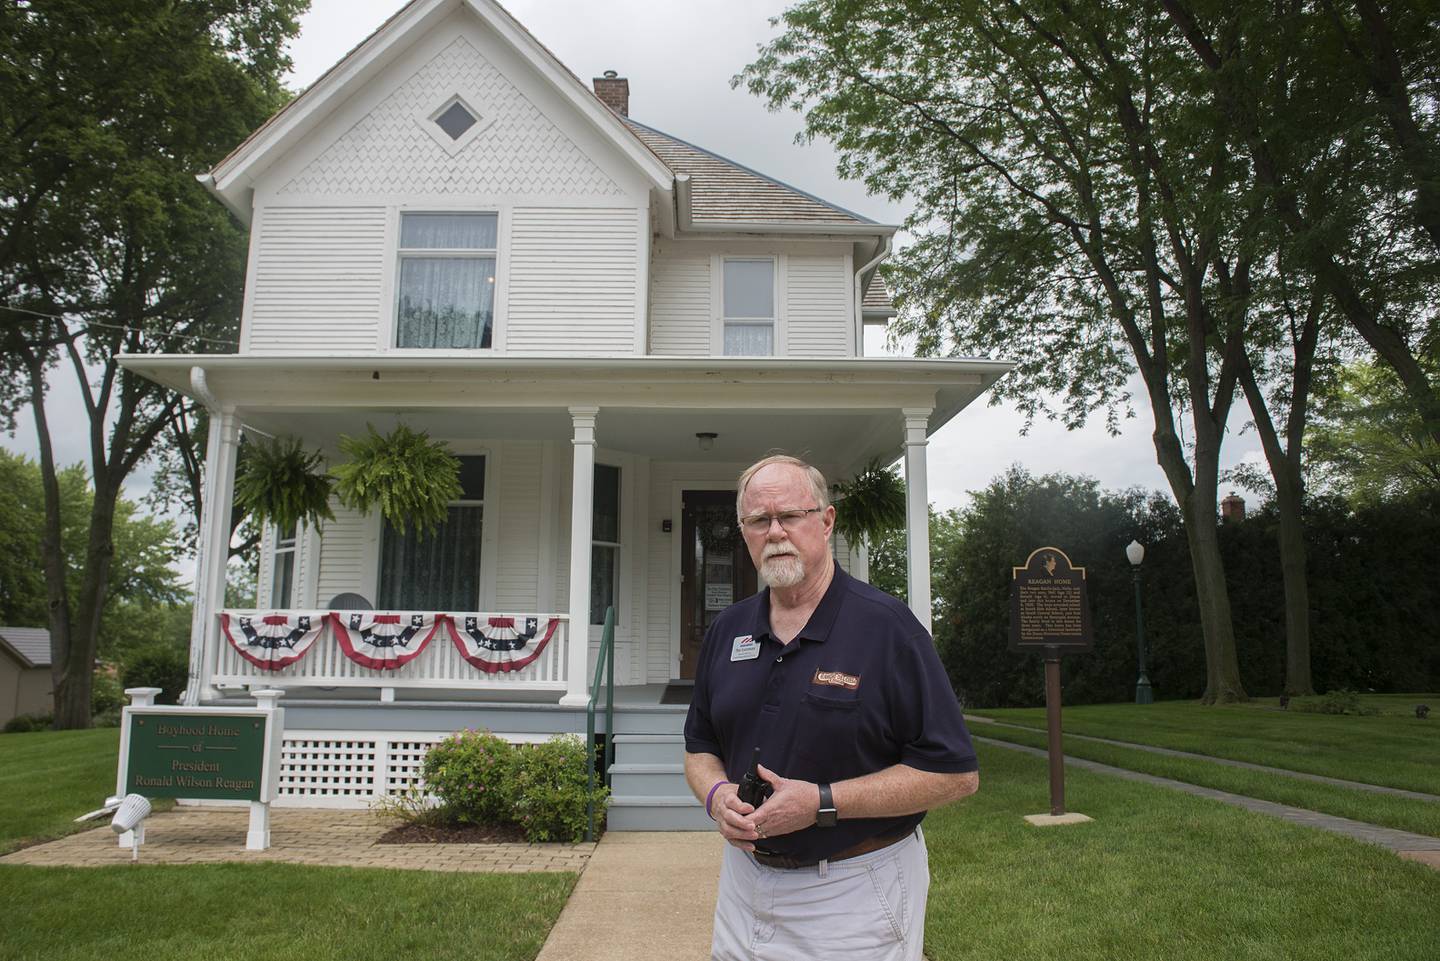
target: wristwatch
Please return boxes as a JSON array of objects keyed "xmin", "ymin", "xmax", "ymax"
[{"xmin": 816, "ymin": 782, "xmax": 838, "ymax": 828}]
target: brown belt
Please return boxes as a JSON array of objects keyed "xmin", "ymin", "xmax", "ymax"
[{"xmin": 751, "ymin": 830, "xmax": 911, "ymax": 870}]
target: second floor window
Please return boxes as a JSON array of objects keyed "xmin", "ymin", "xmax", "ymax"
[
  {"xmin": 397, "ymin": 213, "xmax": 497, "ymax": 349},
  {"xmin": 723, "ymin": 258, "xmax": 775, "ymax": 356}
]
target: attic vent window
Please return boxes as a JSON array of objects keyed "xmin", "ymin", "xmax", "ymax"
[{"xmin": 435, "ymin": 101, "xmax": 478, "ymax": 140}]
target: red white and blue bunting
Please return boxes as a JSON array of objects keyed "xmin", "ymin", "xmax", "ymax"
[
  {"xmin": 445, "ymin": 614, "xmax": 560, "ymax": 673},
  {"xmin": 221, "ymin": 611, "xmax": 327, "ymax": 670},
  {"xmin": 330, "ymin": 612, "xmax": 442, "ymax": 670}
]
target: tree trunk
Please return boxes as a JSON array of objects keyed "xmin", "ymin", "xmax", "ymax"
[
  {"xmin": 55, "ymin": 480, "xmax": 122, "ymax": 729},
  {"xmin": 1273, "ymin": 472, "xmax": 1313, "ymax": 695},
  {"xmin": 1180, "ymin": 489, "xmax": 1247, "ymax": 703}
]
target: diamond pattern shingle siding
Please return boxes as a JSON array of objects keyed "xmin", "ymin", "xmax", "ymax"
[
  {"xmin": 281, "ymin": 37, "xmax": 624, "ymax": 197},
  {"xmin": 620, "ymin": 118, "xmax": 875, "ymax": 227}
]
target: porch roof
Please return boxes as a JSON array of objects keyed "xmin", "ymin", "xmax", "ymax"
[{"xmin": 119, "ymin": 353, "xmax": 1011, "ymax": 472}]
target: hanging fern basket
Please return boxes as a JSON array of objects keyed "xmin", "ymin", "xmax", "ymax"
[
  {"xmin": 331, "ymin": 424, "xmax": 462, "ymax": 539},
  {"xmin": 232, "ymin": 435, "xmax": 336, "ymax": 533},
  {"xmin": 832, "ymin": 458, "xmax": 906, "ymax": 548}
]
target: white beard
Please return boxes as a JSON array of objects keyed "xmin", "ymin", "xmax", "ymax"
[{"xmin": 759, "ymin": 545, "xmax": 805, "ymax": 589}]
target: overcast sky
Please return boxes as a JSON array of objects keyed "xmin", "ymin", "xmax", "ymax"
[{"xmin": 4, "ymin": 0, "xmax": 1266, "ymax": 522}]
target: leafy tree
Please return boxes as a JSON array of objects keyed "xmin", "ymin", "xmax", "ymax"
[
  {"xmin": 1162, "ymin": 0, "xmax": 1440, "ymax": 446},
  {"xmin": 0, "ymin": 449, "xmax": 186, "ymax": 661},
  {"xmin": 743, "ymin": 0, "xmax": 1257, "ymax": 700},
  {"xmin": 0, "ymin": 0, "xmax": 305, "ymax": 727},
  {"xmin": 1307, "ymin": 360, "xmax": 1440, "ymax": 504}
]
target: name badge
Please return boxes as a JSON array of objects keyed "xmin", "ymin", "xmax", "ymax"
[{"xmin": 730, "ymin": 635, "xmax": 759, "ymax": 661}]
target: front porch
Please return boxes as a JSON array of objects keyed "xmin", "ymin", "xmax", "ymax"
[{"xmin": 117, "ymin": 354, "xmax": 1008, "ymax": 715}]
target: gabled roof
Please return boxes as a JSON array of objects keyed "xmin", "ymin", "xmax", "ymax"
[
  {"xmin": 0, "ymin": 627, "xmax": 50, "ymax": 669},
  {"xmin": 203, "ymin": 0, "xmax": 673, "ymax": 221},
  {"xmin": 863, "ymin": 275, "xmax": 897, "ymax": 320},
  {"xmin": 622, "ymin": 118, "xmax": 886, "ymax": 231}
]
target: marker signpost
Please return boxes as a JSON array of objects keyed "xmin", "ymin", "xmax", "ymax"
[{"xmin": 1009, "ymin": 547, "xmax": 1094, "ymax": 826}]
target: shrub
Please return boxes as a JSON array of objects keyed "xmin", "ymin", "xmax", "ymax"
[
  {"xmin": 3, "ymin": 713, "xmax": 53, "ymax": 734},
  {"xmin": 420, "ymin": 729, "xmax": 520, "ymax": 825},
  {"xmin": 1293, "ymin": 689, "xmax": 1379, "ymax": 716},
  {"xmin": 120, "ymin": 644, "xmax": 189, "ymax": 704},
  {"xmin": 91, "ymin": 670, "xmax": 125, "ymax": 717},
  {"xmin": 510, "ymin": 734, "xmax": 609, "ymax": 844}
]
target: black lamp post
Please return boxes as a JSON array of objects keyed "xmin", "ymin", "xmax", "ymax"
[{"xmin": 1126, "ymin": 540, "xmax": 1154, "ymax": 704}]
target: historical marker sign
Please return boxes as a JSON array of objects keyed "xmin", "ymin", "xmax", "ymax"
[
  {"xmin": 1009, "ymin": 546, "xmax": 1094, "ymax": 652},
  {"xmin": 123, "ymin": 712, "xmax": 267, "ymax": 800}
]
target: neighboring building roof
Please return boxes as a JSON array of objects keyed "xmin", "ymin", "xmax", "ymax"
[
  {"xmin": 621, "ymin": 118, "xmax": 879, "ymax": 229},
  {"xmin": 863, "ymin": 275, "xmax": 896, "ymax": 318},
  {"xmin": 0, "ymin": 627, "xmax": 50, "ymax": 669}
]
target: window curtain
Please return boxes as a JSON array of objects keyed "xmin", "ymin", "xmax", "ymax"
[
  {"xmin": 724, "ymin": 324, "xmax": 774, "ymax": 356},
  {"xmin": 397, "ymin": 214, "xmax": 498, "ymax": 349},
  {"xmin": 397, "ymin": 257, "xmax": 495, "ymax": 349},
  {"xmin": 377, "ymin": 505, "xmax": 484, "ymax": 610}
]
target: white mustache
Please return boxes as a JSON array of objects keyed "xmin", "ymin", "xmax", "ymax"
[{"xmin": 761, "ymin": 544, "xmax": 798, "ymax": 561}]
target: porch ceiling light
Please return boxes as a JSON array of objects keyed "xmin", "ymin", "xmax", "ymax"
[{"xmin": 696, "ymin": 432, "xmax": 718, "ymax": 452}]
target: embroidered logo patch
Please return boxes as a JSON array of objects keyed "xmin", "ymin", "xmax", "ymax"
[{"xmin": 812, "ymin": 668, "xmax": 860, "ymax": 690}]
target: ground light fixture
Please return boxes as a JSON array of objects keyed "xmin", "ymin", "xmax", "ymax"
[
  {"xmin": 1126, "ymin": 539, "xmax": 1154, "ymax": 705},
  {"xmin": 695, "ymin": 432, "xmax": 717, "ymax": 452},
  {"xmin": 110, "ymin": 793, "xmax": 152, "ymax": 863}
]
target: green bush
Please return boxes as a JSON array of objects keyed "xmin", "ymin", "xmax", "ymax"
[
  {"xmin": 420, "ymin": 729, "xmax": 520, "ymax": 825},
  {"xmin": 510, "ymin": 734, "xmax": 609, "ymax": 844},
  {"xmin": 2, "ymin": 713, "xmax": 53, "ymax": 734},
  {"xmin": 91, "ymin": 671, "xmax": 125, "ymax": 717},
  {"xmin": 1293, "ymin": 689, "xmax": 1379, "ymax": 716},
  {"xmin": 120, "ymin": 644, "xmax": 188, "ymax": 704}
]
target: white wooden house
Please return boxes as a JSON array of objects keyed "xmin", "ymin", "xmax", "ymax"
[{"xmin": 120, "ymin": 0, "xmax": 1007, "ymax": 826}]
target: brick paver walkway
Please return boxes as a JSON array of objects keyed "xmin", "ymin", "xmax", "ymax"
[
  {"xmin": 0, "ymin": 807, "xmax": 593, "ymax": 873},
  {"xmin": 977, "ymin": 736, "xmax": 1440, "ymax": 866},
  {"xmin": 967, "ymin": 714, "xmax": 1440, "ymax": 801}
]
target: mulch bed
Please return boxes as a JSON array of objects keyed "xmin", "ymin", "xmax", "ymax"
[{"xmin": 376, "ymin": 821, "xmax": 530, "ymax": 845}]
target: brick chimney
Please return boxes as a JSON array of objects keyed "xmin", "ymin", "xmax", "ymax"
[
  {"xmin": 1221, "ymin": 491, "xmax": 1246, "ymax": 524},
  {"xmin": 593, "ymin": 70, "xmax": 629, "ymax": 116}
]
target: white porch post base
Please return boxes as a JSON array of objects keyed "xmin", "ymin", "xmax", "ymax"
[
  {"xmin": 902, "ymin": 407, "xmax": 933, "ymax": 633},
  {"xmin": 184, "ymin": 388, "xmax": 239, "ymax": 705},
  {"xmin": 560, "ymin": 406, "xmax": 598, "ymax": 707}
]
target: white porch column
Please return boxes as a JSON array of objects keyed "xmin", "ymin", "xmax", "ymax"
[
  {"xmin": 560, "ymin": 406, "xmax": 598, "ymax": 706},
  {"xmin": 183, "ymin": 403, "xmax": 240, "ymax": 705},
  {"xmin": 902, "ymin": 407, "xmax": 933, "ymax": 634}
]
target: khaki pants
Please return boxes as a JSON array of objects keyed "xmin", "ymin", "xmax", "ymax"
[{"xmin": 711, "ymin": 828, "xmax": 929, "ymax": 961}]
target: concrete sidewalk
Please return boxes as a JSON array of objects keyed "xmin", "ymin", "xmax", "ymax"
[{"xmin": 535, "ymin": 832, "xmax": 723, "ymax": 961}]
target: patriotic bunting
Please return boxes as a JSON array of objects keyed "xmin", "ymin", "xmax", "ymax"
[
  {"xmin": 446, "ymin": 614, "xmax": 560, "ymax": 673},
  {"xmin": 330, "ymin": 611, "xmax": 442, "ymax": 670},
  {"xmin": 221, "ymin": 611, "xmax": 327, "ymax": 670}
]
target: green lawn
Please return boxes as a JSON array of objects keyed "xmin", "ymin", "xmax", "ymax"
[
  {"xmin": 976, "ymin": 698, "xmax": 1440, "ymax": 794},
  {"xmin": 0, "ymin": 862, "xmax": 574, "ymax": 961},
  {"xmin": 923, "ymin": 744, "xmax": 1440, "ymax": 961},
  {"xmin": 0, "ymin": 728, "xmax": 166, "ymax": 855},
  {"xmin": 972, "ymin": 722, "xmax": 1440, "ymax": 838}
]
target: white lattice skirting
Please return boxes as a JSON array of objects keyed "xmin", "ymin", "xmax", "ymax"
[{"xmin": 216, "ymin": 730, "xmax": 551, "ymax": 809}]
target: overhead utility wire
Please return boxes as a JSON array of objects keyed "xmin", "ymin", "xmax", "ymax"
[{"xmin": 0, "ymin": 302, "xmax": 240, "ymax": 349}]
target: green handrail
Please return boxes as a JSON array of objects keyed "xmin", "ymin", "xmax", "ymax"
[{"xmin": 584, "ymin": 605, "xmax": 616, "ymax": 842}]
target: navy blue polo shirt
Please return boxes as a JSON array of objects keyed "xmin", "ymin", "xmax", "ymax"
[{"xmin": 684, "ymin": 566, "xmax": 977, "ymax": 861}]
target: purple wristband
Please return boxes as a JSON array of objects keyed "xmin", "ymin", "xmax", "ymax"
[{"xmin": 706, "ymin": 779, "xmax": 732, "ymax": 820}]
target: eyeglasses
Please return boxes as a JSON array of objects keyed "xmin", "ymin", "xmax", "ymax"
[{"xmin": 738, "ymin": 507, "xmax": 824, "ymax": 535}]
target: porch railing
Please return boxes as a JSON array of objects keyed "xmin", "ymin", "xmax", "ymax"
[{"xmin": 212, "ymin": 611, "xmax": 570, "ymax": 693}]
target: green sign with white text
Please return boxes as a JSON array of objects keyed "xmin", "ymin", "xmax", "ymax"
[{"xmin": 124, "ymin": 712, "xmax": 267, "ymax": 800}]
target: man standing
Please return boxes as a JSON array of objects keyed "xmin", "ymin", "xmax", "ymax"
[{"xmin": 684, "ymin": 455, "xmax": 979, "ymax": 961}]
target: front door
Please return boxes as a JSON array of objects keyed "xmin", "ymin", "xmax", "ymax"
[{"xmin": 679, "ymin": 490, "xmax": 759, "ymax": 679}]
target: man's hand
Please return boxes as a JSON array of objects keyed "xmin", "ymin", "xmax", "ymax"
[
  {"xmin": 749, "ymin": 764, "xmax": 819, "ymax": 839},
  {"xmin": 711, "ymin": 782, "xmax": 761, "ymax": 851}
]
